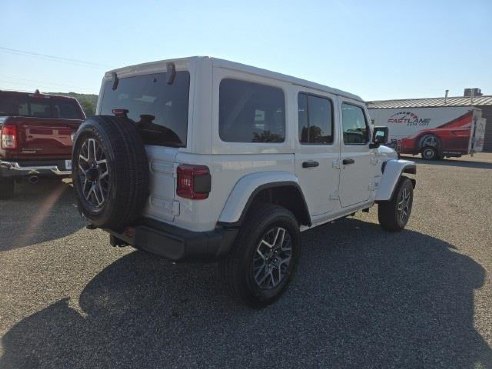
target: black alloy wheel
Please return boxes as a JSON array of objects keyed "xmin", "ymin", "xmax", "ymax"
[
  {"xmin": 72, "ymin": 116, "xmax": 149, "ymax": 230},
  {"xmin": 219, "ymin": 204, "xmax": 300, "ymax": 307},
  {"xmin": 378, "ymin": 177, "xmax": 414, "ymax": 232}
]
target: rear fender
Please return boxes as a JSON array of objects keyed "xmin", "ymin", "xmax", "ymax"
[
  {"xmin": 376, "ymin": 159, "xmax": 416, "ymax": 201},
  {"xmin": 218, "ymin": 171, "xmax": 308, "ymax": 225}
]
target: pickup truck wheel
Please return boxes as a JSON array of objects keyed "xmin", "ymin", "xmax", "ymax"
[
  {"xmin": 378, "ymin": 177, "xmax": 413, "ymax": 232},
  {"xmin": 72, "ymin": 116, "xmax": 149, "ymax": 230},
  {"xmin": 219, "ymin": 204, "xmax": 300, "ymax": 308},
  {"xmin": 0, "ymin": 178, "xmax": 14, "ymax": 200}
]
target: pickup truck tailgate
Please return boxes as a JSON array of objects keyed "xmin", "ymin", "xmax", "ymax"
[{"xmin": 9, "ymin": 117, "xmax": 81, "ymax": 159}]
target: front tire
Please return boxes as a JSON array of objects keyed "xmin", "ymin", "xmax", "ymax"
[
  {"xmin": 219, "ymin": 204, "xmax": 300, "ymax": 308},
  {"xmin": 378, "ymin": 177, "xmax": 414, "ymax": 232}
]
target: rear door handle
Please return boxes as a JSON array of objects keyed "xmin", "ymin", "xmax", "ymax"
[
  {"xmin": 302, "ymin": 160, "xmax": 319, "ymax": 168},
  {"xmin": 342, "ymin": 158, "xmax": 355, "ymax": 165}
]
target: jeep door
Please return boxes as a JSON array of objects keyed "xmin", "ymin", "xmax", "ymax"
[
  {"xmin": 338, "ymin": 100, "xmax": 374, "ymax": 207},
  {"xmin": 295, "ymin": 91, "xmax": 341, "ymax": 216}
]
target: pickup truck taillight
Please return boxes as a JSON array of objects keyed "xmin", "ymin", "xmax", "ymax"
[
  {"xmin": 1, "ymin": 124, "xmax": 17, "ymax": 149},
  {"xmin": 176, "ymin": 164, "xmax": 211, "ymax": 200}
]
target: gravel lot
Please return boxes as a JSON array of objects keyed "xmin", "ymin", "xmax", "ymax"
[{"xmin": 1, "ymin": 154, "xmax": 491, "ymax": 369}]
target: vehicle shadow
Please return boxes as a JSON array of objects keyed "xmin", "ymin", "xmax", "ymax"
[
  {"xmin": 402, "ymin": 155, "xmax": 492, "ymax": 170},
  {"xmin": 1, "ymin": 219, "xmax": 491, "ymax": 369},
  {"xmin": 0, "ymin": 179, "xmax": 84, "ymax": 251}
]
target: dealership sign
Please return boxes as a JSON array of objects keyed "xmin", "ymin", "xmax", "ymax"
[{"xmin": 387, "ymin": 112, "xmax": 431, "ymax": 127}]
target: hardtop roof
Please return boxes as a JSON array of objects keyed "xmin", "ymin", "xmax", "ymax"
[{"xmin": 105, "ymin": 56, "xmax": 363, "ymax": 102}]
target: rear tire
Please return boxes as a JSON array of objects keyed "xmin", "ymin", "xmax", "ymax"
[
  {"xmin": 378, "ymin": 177, "xmax": 413, "ymax": 232},
  {"xmin": 72, "ymin": 116, "xmax": 149, "ymax": 230},
  {"xmin": 0, "ymin": 178, "xmax": 14, "ymax": 200},
  {"xmin": 219, "ymin": 204, "xmax": 300, "ymax": 308}
]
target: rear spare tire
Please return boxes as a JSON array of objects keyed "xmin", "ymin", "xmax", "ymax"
[{"xmin": 72, "ymin": 116, "xmax": 149, "ymax": 230}]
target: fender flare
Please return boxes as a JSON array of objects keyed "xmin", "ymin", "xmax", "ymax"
[
  {"xmin": 375, "ymin": 159, "xmax": 416, "ymax": 202},
  {"xmin": 218, "ymin": 171, "xmax": 310, "ymax": 226}
]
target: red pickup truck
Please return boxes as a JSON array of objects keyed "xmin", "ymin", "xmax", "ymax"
[{"xmin": 0, "ymin": 90, "xmax": 86, "ymax": 199}]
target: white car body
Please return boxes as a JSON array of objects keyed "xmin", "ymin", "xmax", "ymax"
[{"xmin": 97, "ymin": 57, "xmax": 412, "ymax": 234}]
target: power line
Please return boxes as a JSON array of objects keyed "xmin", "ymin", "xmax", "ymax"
[
  {"xmin": 0, "ymin": 73, "xmax": 86, "ymax": 89},
  {"xmin": 0, "ymin": 79, "xmax": 82, "ymax": 92},
  {"xmin": 0, "ymin": 73, "xmax": 98, "ymax": 93},
  {"xmin": 0, "ymin": 79, "xmax": 98, "ymax": 94},
  {"xmin": 0, "ymin": 46, "xmax": 112, "ymax": 69}
]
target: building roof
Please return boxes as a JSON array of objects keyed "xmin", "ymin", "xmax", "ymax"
[{"xmin": 367, "ymin": 95, "xmax": 492, "ymax": 109}]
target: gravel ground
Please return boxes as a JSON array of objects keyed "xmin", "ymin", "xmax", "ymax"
[{"xmin": 1, "ymin": 154, "xmax": 491, "ymax": 369}]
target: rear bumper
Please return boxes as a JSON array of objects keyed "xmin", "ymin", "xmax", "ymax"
[
  {"xmin": 105, "ymin": 219, "xmax": 239, "ymax": 262},
  {"xmin": 0, "ymin": 159, "xmax": 71, "ymax": 178}
]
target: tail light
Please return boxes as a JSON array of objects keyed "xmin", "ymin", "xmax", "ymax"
[
  {"xmin": 112, "ymin": 108, "xmax": 129, "ymax": 118},
  {"xmin": 1, "ymin": 124, "xmax": 17, "ymax": 149},
  {"xmin": 176, "ymin": 164, "xmax": 211, "ymax": 200}
]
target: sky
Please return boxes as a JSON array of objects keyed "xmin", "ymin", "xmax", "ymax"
[{"xmin": 1, "ymin": 0, "xmax": 491, "ymax": 101}]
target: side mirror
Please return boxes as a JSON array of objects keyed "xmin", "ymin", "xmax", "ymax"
[{"xmin": 369, "ymin": 126, "xmax": 388, "ymax": 148}]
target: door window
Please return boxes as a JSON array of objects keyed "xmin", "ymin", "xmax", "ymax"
[
  {"xmin": 341, "ymin": 103, "xmax": 369, "ymax": 144},
  {"xmin": 298, "ymin": 93, "xmax": 334, "ymax": 144}
]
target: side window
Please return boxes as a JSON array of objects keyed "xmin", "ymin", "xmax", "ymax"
[
  {"xmin": 219, "ymin": 79, "xmax": 285, "ymax": 143},
  {"xmin": 298, "ymin": 93, "xmax": 334, "ymax": 144},
  {"xmin": 341, "ymin": 103, "xmax": 368, "ymax": 145}
]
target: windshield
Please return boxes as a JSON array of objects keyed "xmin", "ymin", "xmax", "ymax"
[{"xmin": 99, "ymin": 71, "xmax": 190, "ymax": 147}]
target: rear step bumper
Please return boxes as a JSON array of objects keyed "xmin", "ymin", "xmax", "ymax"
[
  {"xmin": 0, "ymin": 160, "xmax": 71, "ymax": 177},
  {"xmin": 105, "ymin": 219, "xmax": 239, "ymax": 262}
]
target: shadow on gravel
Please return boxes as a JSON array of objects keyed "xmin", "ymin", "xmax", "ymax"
[
  {"xmin": 1, "ymin": 219, "xmax": 491, "ymax": 369},
  {"xmin": 403, "ymin": 156, "xmax": 492, "ymax": 170},
  {"xmin": 0, "ymin": 179, "xmax": 84, "ymax": 251}
]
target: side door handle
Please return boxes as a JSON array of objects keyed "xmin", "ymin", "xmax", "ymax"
[
  {"xmin": 302, "ymin": 160, "xmax": 319, "ymax": 168},
  {"xmin": 342, "ymin": 158, "xmax": 355, "ymax": 165}
]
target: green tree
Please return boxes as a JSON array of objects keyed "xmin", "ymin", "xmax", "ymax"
[
  {"xmin": 49, "ymin": 92, "xmax": 98, "ymax": 117},
  {"xmin": 79, "ymin": 98, "xmax": 95, "ymax": 116}
]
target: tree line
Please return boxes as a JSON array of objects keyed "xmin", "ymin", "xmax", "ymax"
[{"xmin": 50, "ymin": 92, "xmax": 98, "ymax": 116}]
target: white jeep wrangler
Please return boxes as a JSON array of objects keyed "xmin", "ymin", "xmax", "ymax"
[{"xmin": 72, "ymin": 57, "xmax": 416, "ymax": 307}]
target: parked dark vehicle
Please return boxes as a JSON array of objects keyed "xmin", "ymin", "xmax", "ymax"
[{"xmin": 0, "ymin": 90, "xmax": 85, "ymax": 199}]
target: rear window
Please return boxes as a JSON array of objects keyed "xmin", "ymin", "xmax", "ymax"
[
  {"xmin": 0, "ymin": 93, "xmax": 84, "ymax": 119},
  {"xmin": 99, "ymin": 71, "xmax": 190, "ymax": 147}
]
